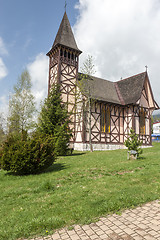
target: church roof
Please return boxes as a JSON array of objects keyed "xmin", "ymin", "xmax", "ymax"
[
  {"xmin": 116, "ymin": 72, "xmax": 146, "ymax": 105},
  {"xmin": 52, "ymin": 12, "xmax": 81, "ymax": 52},
  {"xmin": 78, "ymin": 73, "xmax": 121, "ymax": 104},
  {"xmin": 79, "ymin": 72, "xmax": 149, "ymax": 106}
]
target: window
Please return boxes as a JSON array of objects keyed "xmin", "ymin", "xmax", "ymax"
[
  {"xmin": 101, "ymin": 105, "xmax": 110, "ymax": 133},
  {"xmin": 106, "ymin": 107, "xmax": 111, "ymax": 133},
  {"xmin": 140, "ymin": 108, "xmax": 145, "ymax": 135}
]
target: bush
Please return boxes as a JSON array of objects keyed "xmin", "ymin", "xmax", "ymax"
[
  {"xmin": 0, "ymin": 134, "xmax": 55, "ymax": 175},
  {"xmin": 124, "ymin": 129, "xmax": 143, "ymax": 157}
]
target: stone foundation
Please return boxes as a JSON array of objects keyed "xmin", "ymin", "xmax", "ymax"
[
  {"xmin": 74, "ymin": 143, "xmax": 126, "ymax": 151},
  {"xmin": 73, "ymin": 143, "xmax": 152, "ymax": 151}
]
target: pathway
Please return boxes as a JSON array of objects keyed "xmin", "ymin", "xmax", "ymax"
[{"xmin": 30, "ymin": 200, "xmax": 160, "ymax": 240}]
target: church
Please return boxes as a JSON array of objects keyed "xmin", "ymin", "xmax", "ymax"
[{"xmin": 46, "ymin": 11, "xmax": 159, "ymax": 151}]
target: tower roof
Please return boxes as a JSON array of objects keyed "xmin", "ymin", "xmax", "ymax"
[{"xmin": 52, "ymin": 12, "xmax": 81, "ymax": 52}]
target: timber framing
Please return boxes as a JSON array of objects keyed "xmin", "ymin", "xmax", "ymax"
[{"xmin": 46, "ymin": 11, "xmax": 159, "ymax": 150}]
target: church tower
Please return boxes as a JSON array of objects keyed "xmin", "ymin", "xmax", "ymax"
[{"xmin": 46, "ymin": 11, "xmax": 82, "ymax": 142}]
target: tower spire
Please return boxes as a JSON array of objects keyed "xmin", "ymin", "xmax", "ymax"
[
  {"xmin": 64, "ymin": 0, "xmax": 67, "ymax": 12},
  {"xmin": 49, "ymin": 11, "xmax": 81, "ymax": 53}
]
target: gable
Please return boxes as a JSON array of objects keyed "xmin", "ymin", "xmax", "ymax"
[
  {"xmin": 116, "ymin": 72, "xmax": 146, "ymax": 105},
  {"xmin": 137, "ymin": 74, "xmax": 159, "ymax": 110}
]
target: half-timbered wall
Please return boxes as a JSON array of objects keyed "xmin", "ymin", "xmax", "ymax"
[
  {"xmin": 48, "ymin": 50, "xmax": 153, "ymax": 149},
  {"xmin": 48, "ymin": 46, "xmax": 79, "ymax": 143},
  {"xmin": 74, "ymin": 100, "xmax": 152, "ymax": 146}
]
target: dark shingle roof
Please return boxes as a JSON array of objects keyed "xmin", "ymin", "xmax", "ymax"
[
  {"xmin": 53, "ymin": 12, "xmax": 80, "ymax": 52},
  {"xmin": 78, "ymin": 73, "xmax": 121, "ymax": 104},
  {"xmin": 116, "ymin": 72, "xmax": 146, "ymax": 105},
  {"xmin": 78, "ymin": 72, "xmax": 148, "ymax": 106}
]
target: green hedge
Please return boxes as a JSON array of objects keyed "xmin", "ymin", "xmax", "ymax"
[{"xmin": 0, "ymin": 134, "xmax": 55, "ymax": 175}]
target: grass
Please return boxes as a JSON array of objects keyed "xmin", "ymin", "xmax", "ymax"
[{"xmin": 1, "ymin": 143, "xmax": 160, "ymax": 239}]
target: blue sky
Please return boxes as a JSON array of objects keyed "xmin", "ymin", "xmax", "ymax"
[
  {"xmin": 1, "ymin": 0, "xmax": 160, "ymax": 116},
  {"xmin": 0, "ymin": 0, "xmax": 78, "ymax": 110}
]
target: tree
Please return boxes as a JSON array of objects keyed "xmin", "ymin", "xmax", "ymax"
[
  {"xmin": 124, "ymin": 129, "xmax": 143, "ymax": 158},
  {"xmin": 37, "ymin": 84, "xmax": 72, "ymax": 156},
  {"xmin": 0, "ymin": 113, "xmax": 6, "ymax": 163},
  {"xmin": 8, "ymin": 70, "xmax": 36, "ymax": 137},
  {"xmin": 0, "ymin": 113, "xmax": 5, "ymax": 140},
  {"xmin": 79, "ymin": 55, "xmax": 96, "ymax": 152}
]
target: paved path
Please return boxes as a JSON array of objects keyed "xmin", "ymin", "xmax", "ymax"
[{"xmin": 31, "ymin": 200, "xmax": 160, "ymax": 240}]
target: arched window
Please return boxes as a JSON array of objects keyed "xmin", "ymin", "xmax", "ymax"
[
  {"xmin": 71, "ymin": 53, "xmax": 74, "ymax": 60},
  {"xmin": 101, "ymin": 105, "xmax": 105, "ymax": 132},
  {"xmin": 68, "ymin": 52, "xmax": 70, "ymax": 59},
  {"xmin": 101, "ymin": 105, "xmax": 110, "ymax": 133},
  {"xmin": 106, "ymin": 107, "xmax": 111, "ymax": 133},
  {"xmin": 60, "ymin": 49, "xmax": 63, "ymax": 57},
  {"xmin": 140, "ymin": 108, "xmax": 145, "ymax": 135}
]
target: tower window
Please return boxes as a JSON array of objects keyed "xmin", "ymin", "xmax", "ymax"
[
  {"xmin": 64, "ymin": 50, "xmax": 67, "ymax": 58},
  {"xmin": 139, "ymin": 108, "xmax": 145, "ymax": 135},
  {"xmin": 60, "ymin": 49, "xmax": 63, "ymax": 56},
  {"xmin": 68, "ymin": 52, "xmax": 70, "ymax": 59},
  {"xmin": 101, "ymin": 105, "xmax": 110, "ymax": 133}
]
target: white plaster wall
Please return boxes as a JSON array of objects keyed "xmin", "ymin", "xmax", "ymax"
[
  {"xmin": 135, "ymin": 117, "xmax": 139, "ymax": 134},
  {"xmin": 145, "ymin": 118, "xmax": 150, "ymax": 135}
]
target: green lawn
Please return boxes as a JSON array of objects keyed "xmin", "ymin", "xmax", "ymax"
[{"xmin": 1, "ymin": 143, "xmax": 160, "ymax": 240}]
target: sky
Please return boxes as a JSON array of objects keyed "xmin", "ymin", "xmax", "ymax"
[{"xmin": 0, "ymin": 0, "xmax": 160, "ymax": 118}]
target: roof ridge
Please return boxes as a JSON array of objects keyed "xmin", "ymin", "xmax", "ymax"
[
  {"xmin": 117, "ymin": 71, "xmax": 146, "ymax": 83},
  {"xmin": 114, "ymin": 82, "xmax": 125, "ymax": 105},
  {"xmin": 78, "ymin": 72, "xmax": 112, "ymax": 83}
]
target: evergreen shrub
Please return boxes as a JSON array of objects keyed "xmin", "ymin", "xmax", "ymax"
[
  {"xmin": 38, "ymin": 84, "xmax": 72, "ymax": 156},
  {"xmin": 124, "ymin": 128, "xmax": 143, "ymax": 157},
  {"xmin": 0, "ymin": 134, "xmax": 55, "ymax": 175}
]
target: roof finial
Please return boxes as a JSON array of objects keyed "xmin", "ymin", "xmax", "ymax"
[
  {"xmin": 145, "ymin": 65, "xmax": 148, "ymax": 72},
  {"xmin": 64, "ymin": 0, "xmax": 67, "ymax": 12}
]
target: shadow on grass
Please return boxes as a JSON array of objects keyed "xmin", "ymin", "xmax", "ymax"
[
  {"xmin": 138, "ymin": 156, "xmax": 146, "ymax": 160},
  {"xmin": 44, "ymin": 163, "xmax": 68, "ymax": 173},
  {"xmin": 5, "ymin": 162, "xmax": 68, "ymax": 176},
  {"xmin": 69, "ymin": 152, "xmax": 86, "ymax": 156},
  {"xmin": 60, "ymin": 152, "xmax": 86, "ymax": 158}
]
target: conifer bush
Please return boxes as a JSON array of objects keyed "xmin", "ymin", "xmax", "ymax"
[
  {"xmin": 38, "ymin": 84, "xmax": 72, "ymax": 156},
  {"xmin": 0, "ymin": 134, "xmax": 55, "ymax": 175},
  {"xmin": 124, "ymin": 128, "xmax": 143, "ymax": 157}
]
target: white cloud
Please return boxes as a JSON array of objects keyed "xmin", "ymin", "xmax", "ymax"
[
  {"xmin": 0, "ymin": 95, "xmax": 9, "ymax": 122},
  {"xmin": 0, "ymin": 37, "xmax": 8, "ymax": 55},
  {"xmin": 0, "ymin": 58, "xmax": 8, "ymax": 80},
  {"xmin": 74, "ymin": 0, "xmax": 160, "ymax": 108},
  {"xmin": 27, "ymin": 53, "xmax": 49, "ymax": 108},
  {"xmin": 0, "ymin": 37, "xmax": 8, "ymax": 80}
]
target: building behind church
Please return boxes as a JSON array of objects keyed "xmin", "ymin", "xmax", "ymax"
[{"xmin": 46, "ymin": 11, "xmax": 159, "ymax": 151}]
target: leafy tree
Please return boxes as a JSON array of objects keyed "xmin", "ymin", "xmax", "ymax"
[
  {"xmin": 124, "ymin": 129, "xmax": 142, "ymax": 158},
  {"xmin": 0, "ymin": 113, "xmax": 5, "ymax": 143},
  {"xmin": 8, "ymin": 70, "xmax": 36, "ymax": 137},
  {"xmin": 79, "ymin": 55, "xmax": 96, "ymax": 152},
  {"xmin": 0, "ymin": 113, "xmax": 6, "ymax": 164},
  {"xmin": 37, "ymin": 84, "xmax": 72, "ymax": 156}
]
